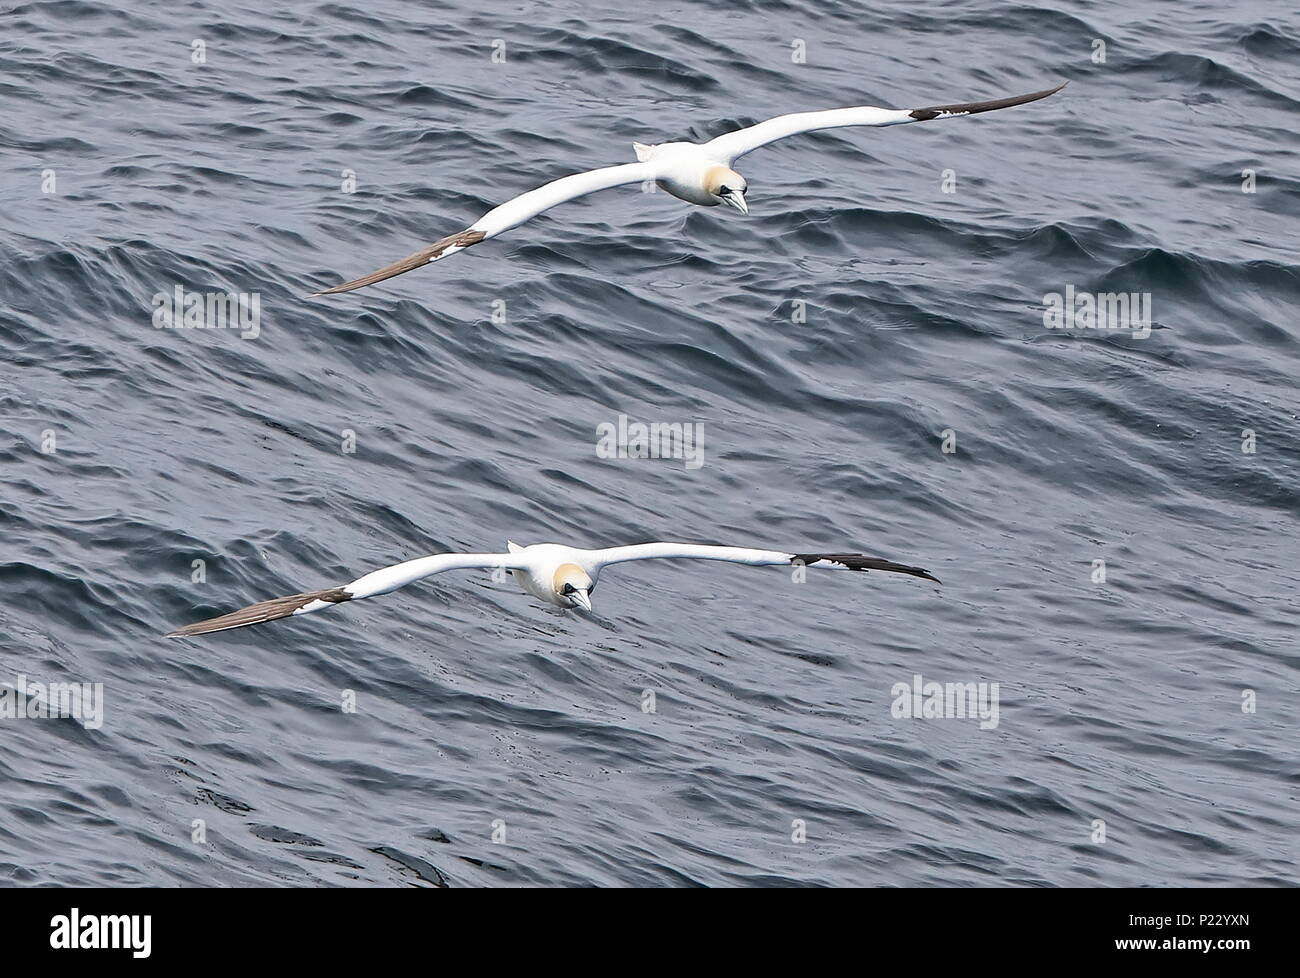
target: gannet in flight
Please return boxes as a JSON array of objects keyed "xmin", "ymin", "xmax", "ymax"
[
  {"xmin": 166, "ymin": 541, "xmax": 939, "ymax": 636},
  {"xmin": 310, "ymin": 82, "xmax": 1065, "ymax": 296}
]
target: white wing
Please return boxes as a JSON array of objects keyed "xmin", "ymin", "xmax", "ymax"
[
  {"xmin": 470, "ymin": 163, "xmax": 651, "ymax": 237},
  {"xmin": 589, "ymin": 542, "xmax": 940, "ymax": 581},
  {"xmin": 592, "ymin": 542, "xmax": 794, "ymax": 568},
  {"xmin": 312, "ymin": 162, "xmax": 651, "ymax": 295},
  {"xmin": 703, "ymin": 82, "xmax": 1067, "ymax": 164},
  {"xmin": 167, "ymin": 551, "xmax": 527, "ymax": 637}
]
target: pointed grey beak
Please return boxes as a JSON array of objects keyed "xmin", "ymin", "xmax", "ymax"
[
  {"xmin": 570, "ymin": 589, "xmax": 592, "ymax": 612},
  {"xmin": 722, "ymin": 190, "xmax": 748, "ymax": 215}
]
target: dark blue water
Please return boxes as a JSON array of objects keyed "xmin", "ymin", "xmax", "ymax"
[{"xmin": 1, "ymin": 0, "xmax": 1296, "ymax": 886}]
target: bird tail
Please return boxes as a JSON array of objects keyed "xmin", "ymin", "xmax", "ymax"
[
  {"xmin": 167, "ymin": 587, "xmax": 352, "ymax": 637},
  {"xmin": 632, "ymin": 142, "xmax": 655, "ymax": 162},
  {"xmin": 790, "ymin": 553, "xmax": 940, "ymax": 583}
]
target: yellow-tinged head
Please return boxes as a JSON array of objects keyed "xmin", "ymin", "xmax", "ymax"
[
  {"xmin": 704, "ymin": 165, "xmax": 749, "ymax": 213},
  {"xmin": 553, "ymin": 563, "xmax": 594, "ymax": 611}
]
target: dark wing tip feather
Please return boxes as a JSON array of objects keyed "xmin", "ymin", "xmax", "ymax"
[
  {"xmin": 309, "ymin": 229, "xmax": 485, "ymax": 296},
  {"xmin": 791, "ymin": 553, "xmax": 941, "ymax": 584},
  {"xmin": 166, "ymin": 588, "xmax": 351, "ymax": 638},
  {"xmin": 908, "ymin": 81, "xmax": 1067, "ymax": 121}
]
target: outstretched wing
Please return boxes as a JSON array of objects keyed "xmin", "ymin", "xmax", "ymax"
[
  {"xmin": 703, "ymin": 82, "xmax": 1067, "ymax": 164},
  {"xmin": 588, "ymin": 542, "xmax": 940, "ymax": 582},
  {"xmin": 167, "ymin": 551, "xmax": 526, "ymax": 637},
  {"xmin": 311, "ymin": 162, "xmax": 652, "ymax": 296}
]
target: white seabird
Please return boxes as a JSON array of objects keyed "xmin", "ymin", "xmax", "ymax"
[
  {"xmin": 166, "ymin": 541, "xmax": 939, "ymax": 636},
  {"xmin": 310, "ymin": 82, "xmax": 1066, "ymax": 296}
]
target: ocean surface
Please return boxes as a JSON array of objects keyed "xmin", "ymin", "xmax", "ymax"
[{"xmin": 1, "ymin": 0, "xmax": 1296, "ymax": 887}]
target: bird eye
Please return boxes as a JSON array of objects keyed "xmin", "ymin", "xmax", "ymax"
[
  {"xmin": 718, "ymin": 186, "xmax": 732, "ymax": 195},
  {"xmin": 562, "ymin": 583, "xmax": 575, "ymax": 594}
]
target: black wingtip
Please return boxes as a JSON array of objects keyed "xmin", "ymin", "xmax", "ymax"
[
  {"xmin": 909, "ymin": 81, "xmax": 1068, "ymax": 121},
  {"xmin": 167, "ymin": 587, "xmax": 352, "ymax": 638},
  {"xmin": 306, "ymin": 229, "xmax": 486, "ymax": 298},
  {"xmin": 791, "ymin": 553, "xmax": 941, "ymax": 583}
]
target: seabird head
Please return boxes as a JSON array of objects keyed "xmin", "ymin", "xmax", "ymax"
[
  {"xmin": 705, "ymin": 165, "xmax": 748, "ymax": 214},
  {"xmin": 553, "ymin": 563, "xmax": 594, "ymax": 611}
]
